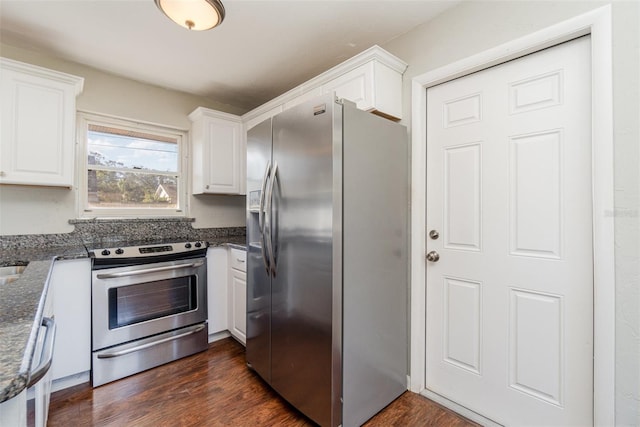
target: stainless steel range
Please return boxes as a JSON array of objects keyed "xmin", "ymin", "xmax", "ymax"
[{"xmin": 90, "ymin": 241, "xmax": 208, "ymax": 387}]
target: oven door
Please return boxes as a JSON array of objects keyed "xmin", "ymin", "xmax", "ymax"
[{"xmin": 92, "ymin": 257, "xmax": 207, "ymax": 351}]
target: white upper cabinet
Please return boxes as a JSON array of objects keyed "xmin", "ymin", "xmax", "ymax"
[
  {"xmin": 191, "ymin": 46, "xmax": 405, "ymax": 195},
  {"xmin": 321, "ymin": 59, "xmax": 403, "ymax": 119},
  {"xmin": 189, "ymin": 107, "xmax": 245, "ymax": 195},
  {"xmin": 242, "ymin": 45, "xmax": 407, "ymax": 130},
  {"xmin": 0, "ymin": 58, "xmax": 84, "ymax": 187}
]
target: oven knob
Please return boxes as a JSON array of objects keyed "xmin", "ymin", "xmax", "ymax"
[
  {"xmin": 115, "ymin": 248, "xmax": 124, "ymax": 255},
  {"xmin": 101, "ymin": 249, "xmax": 111, "ymax": 256},
  {"xmin": 195, "ymin": 242, "xmax": 202, "ymax": 248},
  {"xmin": 185, "ymin": 243, "xmax": 192, "ymax": 249}
]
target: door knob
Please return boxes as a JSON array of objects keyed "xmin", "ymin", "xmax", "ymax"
[{"xmin": 426, "ymin": 251, "xmax": 440, "ymax": 262}]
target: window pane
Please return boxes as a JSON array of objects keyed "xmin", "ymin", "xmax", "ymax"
[
  {"xmin": 88, "ymin": 130, "xmax": 178, "ymax": 173},
  {"xmin": 88, "ymin": 170, "xmax": 178, "ymax": 209}
]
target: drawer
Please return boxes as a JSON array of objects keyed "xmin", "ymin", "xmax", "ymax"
[{"xmin": 229, "ymin": 248, "xmax": 246, "ymax": 272}]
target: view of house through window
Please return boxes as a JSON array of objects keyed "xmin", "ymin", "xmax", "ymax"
[{"xmin": 86, "ymin": 123, "xmax": 181, "ymax": 211}]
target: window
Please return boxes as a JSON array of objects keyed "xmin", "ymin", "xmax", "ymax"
[{"xmin": 78, "ymin": 112, "xmax": 188, "ymax": 217}]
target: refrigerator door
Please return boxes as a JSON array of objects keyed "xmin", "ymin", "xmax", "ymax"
[
  {"xmin": 270, "ymin": 94, "xmax": 338, "ymax": 427},
  {"xmin": 246, "ymin": 118, "xmax": 273, "ymax": 383}
]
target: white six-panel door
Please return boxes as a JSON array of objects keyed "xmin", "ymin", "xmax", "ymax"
[{"xmin": 425, "ymin": 36, "xmax": 593, "ymax": 426}]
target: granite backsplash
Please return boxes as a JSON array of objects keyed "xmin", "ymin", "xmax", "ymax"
[{"xmin": 0, "ymin": 218, "xmax": 246, "ymax": 252}]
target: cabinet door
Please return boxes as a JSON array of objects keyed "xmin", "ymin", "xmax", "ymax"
[
  {"xmin": 0, "ymin": 59, "xmax": 83, "ymax": 187},
  {"xmin": 204, "ymin": 118, "xmax": 242, "ymax": 194},
  {"xmin": 322, "ymin": 60, "xmax": 403, "ymax": 120},
  {"xmin": 0, "ymin": 390, "xmax": 26, "ymax": 427},
  {"xmin": 28, "ymin": 284, "xmax": 55, "ymax": 427},
  {"xmin": 50, "ymin": 258, "xmax": 91, "ymax": 381},
  {"xmin": 207, "ymin": 247, "xmax": 228, "ymax": 336},
  {"xmin": 190, "ymin": 108, "xmax": 244, "ymax": 195},
  {"xmin": 31, "ymin": 322, "xmax": 53, "ymax": 427},
  {"xmin": 228, "ymin": 248, "xmax": 247, "ymax": 345},
  {"xmin": 229, "ymin": 268, "xmax": 247, "ymax": 345},
  {"xmin": 323, "ymin": 62, "xmax": 375, "ymax": 112}
]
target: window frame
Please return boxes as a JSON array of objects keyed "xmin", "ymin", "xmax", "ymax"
[{"xmin": 76, "ymin": 111, "xmax": 189, "ymax": 218}]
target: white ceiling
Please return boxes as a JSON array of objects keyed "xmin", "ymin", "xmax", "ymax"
[{"xmin": 0, "ymin": 0, "xmax": 458, "ymax": 113}]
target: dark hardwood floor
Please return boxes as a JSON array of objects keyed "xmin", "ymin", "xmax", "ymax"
[{"xmin": 45, "ymin": 338, "xmax": 478, "ymax": 426}]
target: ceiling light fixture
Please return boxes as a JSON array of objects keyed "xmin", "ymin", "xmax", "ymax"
[{"xmin": 154, "ymin": 0, "xmax": 225, "ymax": 31}]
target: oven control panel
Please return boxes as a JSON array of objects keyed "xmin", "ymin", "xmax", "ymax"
[{"xmin": 91, "ymin": 241, "xmax": 207, "ymax": 259}]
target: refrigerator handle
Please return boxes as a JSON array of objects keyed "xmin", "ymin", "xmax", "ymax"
[
  {"xmin": 265, "ymin": 161, "xmax": 278, "ymax": 277},
  {"xmin": 258, "ymin": 162, "xmax": 271, "ymax": 232},
  {"xmin": 259, "ymin": 162, "xmax": 272, "ymax": 274}
]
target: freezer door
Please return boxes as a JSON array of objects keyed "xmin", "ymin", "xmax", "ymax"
[
  {"xmin": 246, "ymin": 118, "xmax": 273, "ymax": 382},
  {"xmin": 270, "ymin": 95, "xmax": 338, "ymax": 427}
]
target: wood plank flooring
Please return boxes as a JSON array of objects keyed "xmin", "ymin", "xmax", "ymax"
[{"xmin": 45, "ymin": 338, "xmax": 478, "ymax": 426}]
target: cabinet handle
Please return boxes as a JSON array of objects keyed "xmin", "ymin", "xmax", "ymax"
[
  {"xmin": 27, "ymin": 317, "xmax": 56, "ymax": 388},
  {"xmin": 236, "ymin": 258, "xmax": 245, "ymax": 263}
]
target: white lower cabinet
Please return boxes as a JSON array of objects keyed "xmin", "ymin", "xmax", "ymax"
[
  {"xmin": 49, "ymin": 258, "xmax": 91, "ymax": 389},
  {"xmin": 207, "ymin": 247, "xmax": 228, "ymax": 338},
  {"xmin": 0, "ymin": 391, "xmax": 26, "ymax": 427},
  {"xmin": 229, "ymin": 269, "xmax": 247, "ymax": 344},
  {"xmin": 6, "ymin": 264, "xmax": 57, "ymax": 427},
  {"xmin": 206, "ymin": 246, "xmax": 247, "ymax": 345},
  {"xmin": 29, "ymin": 285, "xmax": 54, "ymax": 427},
  {"xmin": 227, "ymin": 248, "xmax": 247, "ymax": 345}
]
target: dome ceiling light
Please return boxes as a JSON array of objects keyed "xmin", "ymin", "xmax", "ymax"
[{"xmin": 154, "ymin": 0, "xmax": 225, "ymax": 31}]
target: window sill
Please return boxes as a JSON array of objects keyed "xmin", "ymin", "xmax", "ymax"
[{"xmin": 69, "ymin": 217, "xmax": 195, "ymax": 224}]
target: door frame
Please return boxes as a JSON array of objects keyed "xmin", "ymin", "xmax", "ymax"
[{"xmin": 409, "ymin": 5, "xmax": 614, "ymax": 425}]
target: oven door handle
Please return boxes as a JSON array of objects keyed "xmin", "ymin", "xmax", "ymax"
[
  {"xmin": 96, "ymin": 261, "xmax": 205, "ymax": 279},
  {"xmin": 96, "ymin": 324, "xmax": 206, "ymax": 359}
]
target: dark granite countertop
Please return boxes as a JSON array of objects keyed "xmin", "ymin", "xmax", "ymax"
[
  {"xmin": 0, "ymin": 245, "xmax": 88, "ymax": 268},
  {"xmin": 221, "ymin": 237, "xmax": 247, "ymax": 250},
  {"xmin": 0, "ymin": 225, "xmax": 245, "ymax": 403},
  {"xmin": 226, "ymin": 243, "xmax": 247, "ymax": 251}
]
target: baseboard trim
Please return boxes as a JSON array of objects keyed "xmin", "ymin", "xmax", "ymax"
[
  {"xmin": 208, "ymin": 330, "xmax": 231, "ymax": 343},
  {"xmin": 51, "ymin": 372, "xmax": 90, "ymax": 393},
  {"xmin": 420, "ymin": 389, "xmax": 502, "ymax": 427}
]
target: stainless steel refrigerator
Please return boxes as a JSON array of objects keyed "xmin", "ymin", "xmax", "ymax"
[{"xmin": 246, "ymin": 94, "xmax": 408, "ymax": 427}]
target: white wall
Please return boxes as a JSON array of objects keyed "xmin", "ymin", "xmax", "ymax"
[
  {"xmin": 0, "ymin": 43, "xmax": 247, "ymax": 235},
  {"xmin": 383, "ymin": 1, "xmax": 639, "ymax": 424}
]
